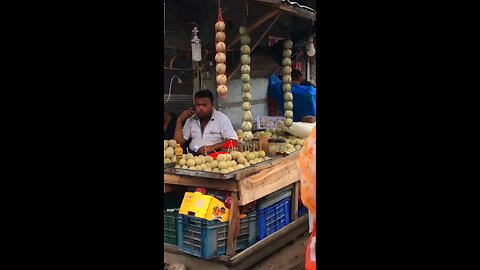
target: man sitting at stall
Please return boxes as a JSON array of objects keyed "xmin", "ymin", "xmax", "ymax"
[{"xmin": 174, "ymin": 89, "xmax": 238, "ymax": 155}]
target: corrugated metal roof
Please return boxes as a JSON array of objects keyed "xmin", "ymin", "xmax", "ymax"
[
  {"xmin": 281, "ymin": 0, "xmax": 316, "ymax": 14},
  {"xmin": 247, "ymin": 0, "xmax": 316, "ymax": 21}
]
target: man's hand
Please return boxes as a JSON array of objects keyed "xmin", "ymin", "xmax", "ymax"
[
  {"xmin": 197, "ymin": 145, "xmax": 212, "ymax": 155},
  {"xmin": 177, "ymin": 107, "xmax": 195, "ymax": 123}
]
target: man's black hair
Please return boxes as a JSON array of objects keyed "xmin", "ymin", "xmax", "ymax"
[
  {"xmin": 195, "ymin": 89, "xmax": 214, "ymax": 104},
  {"xmin": 292, "ymin": 69, "xmax": 303, "ymax": 81}
]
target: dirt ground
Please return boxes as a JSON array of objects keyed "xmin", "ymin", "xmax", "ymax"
[{"xmin": 246, "ymin": 232, "xmax": 309, "ymax": 270}]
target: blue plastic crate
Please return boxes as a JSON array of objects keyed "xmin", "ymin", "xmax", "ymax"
[
  {"xmin": 257, "ymin": 198, "xmax": 291, "ymax": 240},
  {"xmin": 177, "ymin": 212, "xmax": 256, "ymax": 259}
]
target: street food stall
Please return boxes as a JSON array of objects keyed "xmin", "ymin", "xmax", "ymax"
[{"xmin": 163, "ymin": 1, "xmax": 316, "ymax": 269}]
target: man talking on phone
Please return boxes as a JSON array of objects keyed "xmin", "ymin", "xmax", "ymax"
[{"xmin": 174, "ymin": 89, "xmax": 238, "ymax": 155}]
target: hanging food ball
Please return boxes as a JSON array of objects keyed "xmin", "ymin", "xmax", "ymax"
[
  {"xmin": 240, "ymin": 35, "xmax": 251, "ymax": 45},
  {"xmin": 284, "ymin": 101, "xmax": 294, "ymax": 110},
  {"xmin": 241, "ymin": 74, "xmax": 250, "ymax": 83},
  {"xmin": 242, "ymin": 92, "xmax": 252, "ymax": 102},
  {"xmin": 284, "ymin": 39, "xmax": 293, "ymax": 49},
  {"xmin": 242, "ymin": 83, "xmax": 251, "ymax": 92},
  {"xmin": 283, "ymin": 84, "xmax": 291, "ymax": 92},
  {"xmin": 284, "ymin": 118, "xmax": 294, "ymax": 127},
  {"xmin": 282, "ymin": 66, "xmax": 292, "ymax": 75},
  {"xmin": 216, "ymin": 41, "xmax": 226, "ymax": 53},
  {"xmin": 241, "ymin": 55, "xmax": 251, "ymax": 65},
  {"xmin": 217, "ymin": 84, "xmax": 228, "ymax": 95},
  {"xmin": 241, "ymin": 64, "xmax": 251, "ymax": 74},
  {"xmin": 215, "ymin": 21, "xmax": 226, "ymax": 31},
  {"xmin": 243, "ymin": 131, "xmax": 253, "ymax": 141},
  {"xmin": 242, "ymin": 121, "xmax": 252, "ymax": 131},
  {"xmin": 283, "ymin": 49, "xmax": 292, "ymax": 58},
  {"xmin": 216, "ymin": 63, "xmax": 226, "ymax": 74},
  {"xmin": 216, "ymin": 74, "xmax": 228, "ymax": 85},
  {"xmin": 239, "ymin": 26, "xmax": 248, "ymax": 35},
  {"xmin": 285, "ymin": 110, "xmax": 294, "ymax": 118},
  {"xmin": 282, "ymin": 75, "xmax": 292, "ymax": 84},
  {"xmin": 215, "ymin": 52, "xmax": 226, "ymax": 63},
  {"xmin": 282, "ymin": 58, "xmax": 292, "ymax": 67},
  {"xmin": 240, "ymin": 45, "xmax": 251, "ymax": 55},
  {"xmin": 243, "ymin": 111, "xmax": 252, "ymax": 122},
  {"xmin": 215, "ymin": 31, "xmax": 226, "ymax": 42},
  {"xmin": 284, "ymin": 92, "xmax": 293, "ymax": 101},
  {"xmin": 242, "ymin": 102, "xmax": 251, "ymax": 111}
]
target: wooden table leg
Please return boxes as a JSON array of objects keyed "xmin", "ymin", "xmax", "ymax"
[
  {"xmin": 226, "ymin": 192, "xmax": 240, "ymax": 257},
  {"xmin": 291, "ymin": 181, "xmax": 300, "ymax": 221}
]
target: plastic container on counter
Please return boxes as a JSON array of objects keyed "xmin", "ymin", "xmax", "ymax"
[{"xmin": 268, "ymin": 138, "xmax": 288, "ymax": 155}]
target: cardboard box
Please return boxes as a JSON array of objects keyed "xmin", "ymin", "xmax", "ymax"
[{"xmin": 179, "ymin": 192, "xmax": 230, "ymax": 222}]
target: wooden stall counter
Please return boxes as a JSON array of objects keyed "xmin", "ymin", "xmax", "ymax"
[{"xmin": 163, "ymin": 151, "xmax": 303, "ymax": 263}]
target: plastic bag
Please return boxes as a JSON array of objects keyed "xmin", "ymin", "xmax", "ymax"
[{"xmin": 297, "ymin": 126, "xmax": 316, "ymax": 218}]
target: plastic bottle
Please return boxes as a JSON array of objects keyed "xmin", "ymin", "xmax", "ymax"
[{"xmin": 174, "ymin": 144, "xmax": 183, "ymax": 165}]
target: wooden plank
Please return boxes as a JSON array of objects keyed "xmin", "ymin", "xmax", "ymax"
[
  {"xmin": 166, "ymin": 168, "xmax": 234, "ymax": 180},
  {"xmin": 291, "ymin": 181, "xmax": 300, "ymax": 221},
  {"xmin": 238, "ymin": 155, "xmax": 299, "ymax": 205},
  {"xmin": 226, "ymin": 192, "xmax": 240, "ymax": 257},
  {"xmin": 234, "ymin": 153, "xmax": 299, "ymax": 179},
  {"xmin": 228, "ymin": 12, "xmax": 283, "ymax": 81},
  {"xmin": 164, "ymin": 184, "xmax": 177, "ymax": 193},
  {"xmin": 164, "ymin": 174, "xmax": 239, "ymax": 191},
  {"xmin": 229, "ymin": 215, "xmax": 309, "ymax": 268},
  {"xmin": 227, "ymin": 9, "xmax": 282, "ymax": 50}
]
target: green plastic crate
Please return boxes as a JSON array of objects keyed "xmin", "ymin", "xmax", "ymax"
[
  {"xmin": 164, "ymin": 209, "xmax": 179, "ymax": 245},
  {"xmin": 164, "ymin": 190, "xmax": 184, "ymax": 245}
]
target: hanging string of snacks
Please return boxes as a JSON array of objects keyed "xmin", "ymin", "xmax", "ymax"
[
  {"xmin": 282, "ymin": 39, "xmax": 294, "ymax": 127},
  {"xmin": 239, "ymin": 24, "xmax": 253, "ymax": 141},
  {"xmin": 215, "ymin": 8, "xmax": 227, "ymax": 96}
]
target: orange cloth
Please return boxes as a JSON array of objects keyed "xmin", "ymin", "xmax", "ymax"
[{"xmin": 297, "ymin": 126, "xmax": 316, "ymax": 218}]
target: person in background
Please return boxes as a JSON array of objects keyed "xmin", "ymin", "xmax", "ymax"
[
  {"xmin": 164, "ymin": 108, "xmax": 177, "ymax": 140},
  {"xmin": 291, "ymin": 69, "xmax": 315, "ymax": 87},
  {"xmin": 174, "ymin": 89, "xmax": 238, "ymax": 155}
]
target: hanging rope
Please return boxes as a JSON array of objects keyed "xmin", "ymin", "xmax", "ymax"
[
  {"xmin": 215, "ymin": 3, "xmax": 228, "ymax": 99},
  {"xmin": 242, "ymin": 0, "xmax": 248, "ymax": 26}
]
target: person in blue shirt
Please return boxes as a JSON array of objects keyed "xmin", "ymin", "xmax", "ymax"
[{"xmin": 292, "ymin": 69, "xmax": 315, "ymax": 87}]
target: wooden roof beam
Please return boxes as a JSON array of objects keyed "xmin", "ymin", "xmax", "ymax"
[{"xmin": 227, "ymin": 9, "xmax": 282, "ymax": 50}]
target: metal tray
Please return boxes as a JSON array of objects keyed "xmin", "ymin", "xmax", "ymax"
[
  {"xmin": 163, "ymin": 163, "xmax": 176, "ymax": 170},
  {"xmin": 164, "ymin": 157, "xmax": 278, "ymax": 180}
]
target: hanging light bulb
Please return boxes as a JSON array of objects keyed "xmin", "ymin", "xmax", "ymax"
[
  {"xmin": 191, "ymin": 27, "xmax": 202, "ymax": 62},
  {"xmin": 306, "ymin": 36, "xmax": 315, "ymax": 57}
]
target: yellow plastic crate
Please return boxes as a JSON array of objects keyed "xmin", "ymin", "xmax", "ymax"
[{"xmin": 179, "ymin": 192, "xmax": 230, "ymax": 222}]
